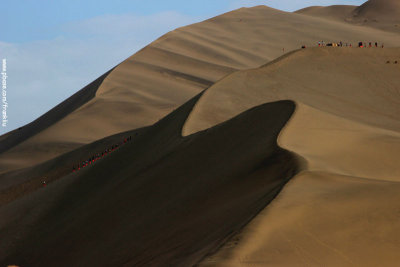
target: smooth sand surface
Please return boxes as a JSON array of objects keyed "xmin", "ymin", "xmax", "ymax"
[
  {"xmin": 184, "ymin": 48, "xmax": 400, "ymax": 135},
  {"xmin": 2, "ymin": 3, "xmax": 400, "ymax": 173},
  {"xmin": 192, "ymin": 46, "xmax": 400, "ymax": 267},
  {"xmin": 200, "ymin": 171, "xmax": 400, "ymax": 267},
  {"xmin": 279, "ymin": 103, "xmax": 400, "ymax": 182}
]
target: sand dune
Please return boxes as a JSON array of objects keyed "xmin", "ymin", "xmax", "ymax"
[
  {"xmin": 2, "ymin": 45, "xmax": 398, "ymax": 267},
  {"xmin": 201, "ymin": 171, "xmax": 400, "ymax": 266},
  {"xmin": 298, "ymin": 0, "xmax": 400, "ymax": 33},
  {"xmin": 1, "ymin": 1, "xmax": 400, "ymax": 265},
  {"xmin": 353, "ymin": 0, "xmax": 400, "ymax": 20},
  {"xmin": 190, "ymin": 48, "xmax": 400, "ymax": 266},
  {"xmin": 2, "ymin": 3, "xmax": 400, "ymax": 174},
  {"xmin": 279, "ymin": 103, "xmax": 400, "ymax": 182},
  {"xmin": 199, "ymin": 103, "xmax": 400, "ymax": 266}
]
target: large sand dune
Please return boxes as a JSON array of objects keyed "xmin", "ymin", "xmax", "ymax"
[
  {"xmin": 2, "ymin": 47, "xmax": 399, "ymax": 267},
  {"xmin": 1, "ymin": 3, "xmax": 400, "ymax": 174},
  {"xmin": 1, "ymin": 0, "xmax": 400, "ymax": 265},
  {"xmin": 191, "ymin": 48, "xmax": 400, "ymax": 266}
]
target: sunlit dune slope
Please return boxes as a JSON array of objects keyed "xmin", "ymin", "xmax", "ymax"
[
  {"xmin": 2, "ymin": 4, "xmax": 400, "ymax": 173},
  {"xmin": 201, "ymin": 171, "xmax": 400, "ymax": 266},
  {"xmin": 184, "ymin": 47, "xmax": 400, "ymax": 135},
  {"xmin": 192, "ymin": 48, "xmax": 400, "ymax": 266}
]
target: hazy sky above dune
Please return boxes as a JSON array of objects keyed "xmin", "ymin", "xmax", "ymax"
[{"xmin": 1, "ymin": 0, "xmax": 365, "ymax": 132}]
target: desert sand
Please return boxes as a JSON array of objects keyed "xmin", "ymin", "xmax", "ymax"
[
  {"xmin": 183, "ymin": 47, "xmax": 400, "ymax": 266},
  {"xmin": 1, "ymin": 0, "xmax": 400, "ymax": 266}
]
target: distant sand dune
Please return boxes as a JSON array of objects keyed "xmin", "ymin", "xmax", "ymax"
[
  {"xmin": 298, "ymin": 0, "xmax": 400, "ymax": 33},
  {"xmin": 353, "ymin": 0, "xmax": 400, "ymax": 21}
]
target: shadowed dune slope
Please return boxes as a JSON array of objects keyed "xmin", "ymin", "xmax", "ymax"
[
  {"xmin": 0, "ymin": 95, "xmax": 298, "ymax": 266},
  {"xmin": 0, "ymin": 126, "xmax": 149, "ymax": 206},
  {"xmin": 2, "ymin": 4, "xmax": 400, "ymax": 173}
]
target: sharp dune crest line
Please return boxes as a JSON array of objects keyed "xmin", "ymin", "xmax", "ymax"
[
  {"xmin": 183, "ymin": 48, "xmax": 400, "ymax": 136},
  {"xmin": 277, "ymin": 103, "xmax": 400, "ymax": 182}
]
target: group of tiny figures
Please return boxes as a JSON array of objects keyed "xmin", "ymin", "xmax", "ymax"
[
  {"xmin": 41, "ymin": 136, "xmax": 134, "ymax": 187},
  {"xmin": 72, "ymin": 136, "xmax": 133, "ymax": 172},
  {"xmin": 317, "ymin": 41, "xmax": 384, "ymax": 48}
]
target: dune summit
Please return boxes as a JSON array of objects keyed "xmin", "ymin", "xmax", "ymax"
[
  {"xmin": 297, "ymin": 0, "xmax": 400, "ymax": 32},
  {"xmin": 1, "ymin": 0, "xmax": 400, "ymax": 266},
  {"xmin": 353, "ymin": 0, "xmax": 400, "ymax": 20}
]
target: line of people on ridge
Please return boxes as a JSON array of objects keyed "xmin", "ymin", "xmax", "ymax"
[
  {"xmin": 357, "ymin": 41, "xmax": 384, "ymax": 48},
  {"xmin": 318, "ymin": 41, "xmax": 347, "ymax": 47},
  {"xmin": 316, "ymin": 41, "xmax": 384, "ymax": 48},
  {"xmin": 72, "ymin": 136, "xmax": 132, "ymax": 172}
]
